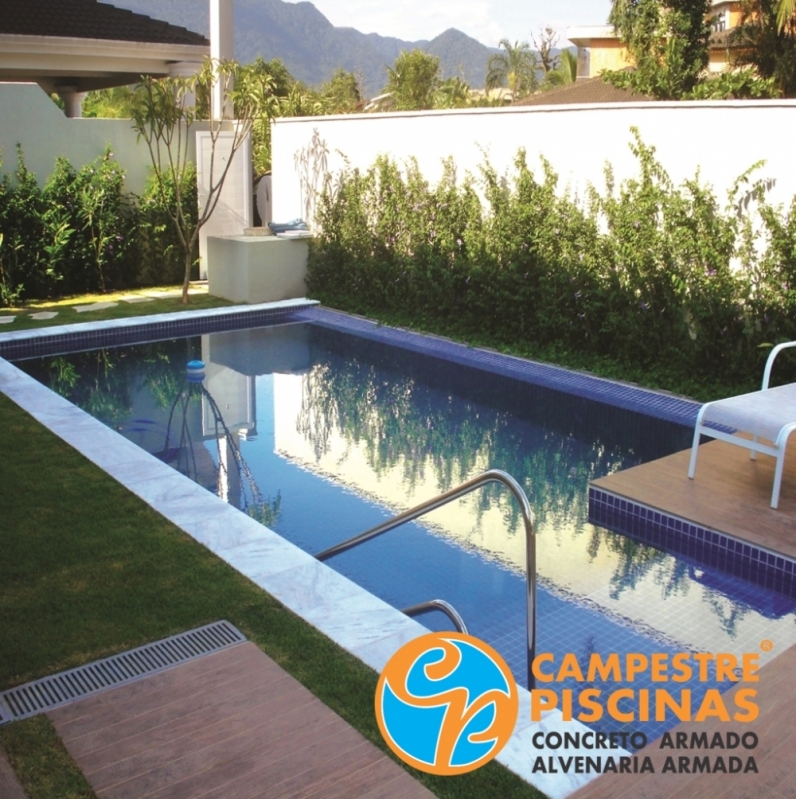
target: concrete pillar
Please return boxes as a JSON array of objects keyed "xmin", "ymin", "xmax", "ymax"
[
  {"xmin": 57, "ymin": 86, "xmax": 86, "ymax": 118},
  {"xmin": 210, "ymin": 0, "xmax": 234, "ymax": 119},
  {"xmin": 168, "ymin": 60, "xmax": 203, "ymax": 107}
]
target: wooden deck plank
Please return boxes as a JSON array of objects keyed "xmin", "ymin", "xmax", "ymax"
[
  {"xmin": 0, "ymin": 744, "xmax": 27, "ymax": 799},
  {"xmin": 66, "ymin": 670, "xmax": 293, "ymax": 759},
  {"xmin": 84, "ymin": 688, "xmax": 321, "ymax": 792},
  {"xmin": 49, "ymin": 642, "xmax": 436, "ymax": 799},
  {"xmin": 358, "ymin": 772, "xmax": 436, "ymax": 799},
  {"xmin": 143, "ymin": 716, "xmax": 342, "ymax": 799},
  {"xmin": 592, "ymin": 439, "xmax": 796, "ymax": 559},
  {"xmin": 51, "ymin": 643, "xmax": 269, "ymax": 738},
  {"xmin": 254, "ymin": 740, "xmax": 382, "ymax": 799},
  {"xmin": 570, "ymin": 641, "xmax": 796, "ymax": 799},
  {"xmin": 75, "ymin": 675, "xmax": 310, "ymax": 774}
]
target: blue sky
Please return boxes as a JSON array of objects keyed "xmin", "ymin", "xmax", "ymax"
[{"xmin": 306, "ymin": 0, "xmax": 611, "ymax": 47}]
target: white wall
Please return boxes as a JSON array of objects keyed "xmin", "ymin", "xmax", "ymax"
[
  {"xmin": 271, "ymin": 100, "xmax": 796, "ymax": 226},
  {"xmin": 0, "ymin": 82, "xmax": 198, "ymax": 196}
]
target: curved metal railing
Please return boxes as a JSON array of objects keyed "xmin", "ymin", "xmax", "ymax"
[
  {"xmin": 401, "ymin": 599, "xmax": 469, "ymax": 634},
  {"xmin": 315, "ymin": 468, "xmax": 536, "ymax": 687}
]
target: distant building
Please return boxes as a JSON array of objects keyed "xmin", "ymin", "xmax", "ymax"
[
  {"xmin": 568, "ymin": 1, "xmax": 744, "ymax": 80},
  {"xmin": 0, "ymin": 0, "xmax": 209, "ymax": 116}
]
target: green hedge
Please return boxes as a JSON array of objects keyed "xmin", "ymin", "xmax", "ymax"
[
  {"xmin": 0, "ymin": 148, "xmax": 196, "ymax": 306},
  {"xmin": 307, "ymin": 130, "xmax": 796, "ymax": 392}
]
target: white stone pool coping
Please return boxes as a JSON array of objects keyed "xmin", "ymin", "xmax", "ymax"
[{"xmin": 0, "ymin": 300, "xmax": 628, "ymax": 799}]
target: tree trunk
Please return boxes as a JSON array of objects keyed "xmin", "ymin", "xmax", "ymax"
[{"xmin": 182, "ymin": 250, "xmax": 192, "ymax": 304}]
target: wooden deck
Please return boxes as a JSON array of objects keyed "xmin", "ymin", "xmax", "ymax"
[
  {"xmin": 570, "ymin": 639, "xmax": 796, "ymax": 799},
  {"xmin": 47, "ymin": 642, "xmax": 436, "ymax": 799},
  {"xmin": 592, "ymin": 438, "xmax": 796, "ymax": 560},
  {"xmin": 0, "ymin": 745, "xmax": 27, "ymax": 799}
]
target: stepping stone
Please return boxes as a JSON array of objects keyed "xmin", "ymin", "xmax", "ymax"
[
  {"xmin": 29, "ymin": 311, "xmax": 58, "ymax": 320},
  {"xmin": 0, "ymin": 316, "xmax": 16, "ymax": 324},
  {"xmin": 118, "ymin": 296, "xmax": 154, "ymax": 304},
  {"xmin": 74, "ymin": 301, "xmax": 118, "ymax": 313}
]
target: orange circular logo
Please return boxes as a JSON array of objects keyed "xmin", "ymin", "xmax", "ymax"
[{"xmin": 375, "ymin": 632, "xmax": 518, "ymax": 775}]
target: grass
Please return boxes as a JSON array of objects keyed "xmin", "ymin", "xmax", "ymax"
[
  {"xmin": 0, "ymin": 284, "xmax": 235, "ymax": 331},
  {"xmin": 0, "ymin": 717, "xmax": 96, "ymax": 799},
  {"xmin": 320, "ymin": 305, "xmax": 767, "ymax": 404},
  {"xmin": 0, "ymin": 388, "xmax": 546, "ymax": 799}
]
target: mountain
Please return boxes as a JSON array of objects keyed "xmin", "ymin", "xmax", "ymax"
[{"xmin": 112, "ymin": 0, "xmax": 498, "ymax": 96}]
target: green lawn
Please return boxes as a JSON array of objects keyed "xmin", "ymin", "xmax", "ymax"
[
  {"xmin": 0, "ymin": 391, "xmax": 545, "ymax": 799},
  {"xmin": 0, "ymin": 285, "xmax": 235, "ymax": 332}
]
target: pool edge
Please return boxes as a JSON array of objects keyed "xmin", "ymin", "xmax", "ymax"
[{"xmin": 0, "ymin": 300, "xmax": 618, "ymax": 799}]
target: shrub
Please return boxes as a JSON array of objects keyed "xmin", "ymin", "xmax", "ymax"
[
  {"xmin": 307, "ymin": 130, "xmax": 796, "ymax": 390},
  {"xmin": 0, "ymin": 149, "xmax": 198, "ymax": 305}
]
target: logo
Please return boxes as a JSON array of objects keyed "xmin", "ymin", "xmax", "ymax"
[{"xmin": 375, "ymin": 632, "xmax": 518, "ymax": 775}]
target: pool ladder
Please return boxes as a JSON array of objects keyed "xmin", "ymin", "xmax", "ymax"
[{"xmin": 315, "ymin": 469, "xmax": 536, "ymax": 687}]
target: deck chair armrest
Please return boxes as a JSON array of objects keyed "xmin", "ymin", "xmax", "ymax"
[{"xmin": 762, "ymin": 341, "xmax": 796, "ymax": 390}]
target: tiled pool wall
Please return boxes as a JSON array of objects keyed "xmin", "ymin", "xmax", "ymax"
[
  {"xmin": 0, "ymin": 299, "xmax": 618, "ymax": 799},
  {"xmin": 295, "ymin": 307, "xmax": 796, "ymax": 600},
  {"xmin": 7, "ymin": 301, "xmax": 792, "ymax": 599},
  {"xmin": 295, "ymin": 307, "xmax": 701, "ymax": 427},
  {"xmin": 590, "ymin": 488, "xmax": 796, "ymax": 599},
  {"xmin": 3, "ymin": 301, "xmax": 794, "ymax": 796},
  {"xmin": 0, "ymin": 299, "xmax": 317, "ymax": 361}
]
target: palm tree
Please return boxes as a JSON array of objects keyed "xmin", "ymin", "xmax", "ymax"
[
  {"xmin": 544, "ymin": 49, "xmax": 578, "ymax": 88},
  {"xmin": 485, "ymin": 39, "xmax": 539, "ymax": 99},
  {"xmin": 434, "ymin": 76, "xmax": 472, "ymax": 108},
  {"xmin": 777, "ymin": 0, "xmax": 795, "ymax": 28}
]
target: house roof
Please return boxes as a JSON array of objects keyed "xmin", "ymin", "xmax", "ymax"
[
  {"xmin": 0, "ymin": 0, "xmax": 208, "ymax": 47},
  {"xmin": 514, "ymin": 76, "xmax": 654, "ymax": 106}
]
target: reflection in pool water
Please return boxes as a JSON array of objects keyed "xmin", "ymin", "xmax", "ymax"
[{"xmin": 16, "ymin": 321, "xmax": 796, "ymax": 743}]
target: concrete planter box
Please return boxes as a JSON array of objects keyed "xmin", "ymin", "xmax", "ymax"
[{"xmin": 207, "ymin": 235, "xmax": 309, "ymax": 304}]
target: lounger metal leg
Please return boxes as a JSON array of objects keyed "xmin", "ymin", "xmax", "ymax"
[
  {"xmin": 688, "ymin": 425, "xmax": 702, "ymax": 479},
  {"xmin": 773, "ymin": 456, "xmax": 784, "ymax": 509},
  {"xmin": 688, "ymin": 407, "xmax": 710, "ymax": 480},
  {"xmin": 750, "ymin": 435, "xmax": 758, "ymax": 460},
  {"xmin": 771, "ymin": 425, "xmax": 796, "ymax": 509}
]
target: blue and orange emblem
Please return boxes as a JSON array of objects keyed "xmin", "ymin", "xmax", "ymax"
[{"xmin": 375, "ymin": 632, "xmax": 518, "ymax": 775}]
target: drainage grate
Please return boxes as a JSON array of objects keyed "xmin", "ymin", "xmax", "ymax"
[{"xmin": 0, "ymin": 620, "xmax": 246, "ymax": 724}]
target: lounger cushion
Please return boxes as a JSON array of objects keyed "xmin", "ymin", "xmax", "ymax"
[{"xmin": 700, "ymin": 383, "xmax": 796, "ymax": 443}]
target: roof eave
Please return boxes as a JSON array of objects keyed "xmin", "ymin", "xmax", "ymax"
[{"xmin": 0, "ymin": 33, "xmax": 209, "ymax": 61}]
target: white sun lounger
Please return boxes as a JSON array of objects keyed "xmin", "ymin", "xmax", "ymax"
[{"xmin": 688, "ymin": 341, "xmax": 796, "ymax": 509}]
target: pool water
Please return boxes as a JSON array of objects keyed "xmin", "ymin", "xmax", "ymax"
[{"xmin": 15, "ymin": 321, "xmax": 796, "ymax": 743}]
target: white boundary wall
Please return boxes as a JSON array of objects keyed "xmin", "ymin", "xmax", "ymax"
[
  {"xmin": 271, "ymin": 100, "xmax": 796, "ymax": 227},
  {"xmin": 0, "ymin": 83, "xmax": 253, "ymax": 278},
  {"xmin": 0, "ymin": 83, "xmax": 174, "ymax": 195}
]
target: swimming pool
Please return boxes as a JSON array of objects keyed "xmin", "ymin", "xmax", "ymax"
[{"xmin": 11, "ymin": 308, "xmax": 796, "ymax": 746}]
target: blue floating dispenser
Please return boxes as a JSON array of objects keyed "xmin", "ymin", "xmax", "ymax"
[{"xmin": 186, "ymin": 359, "xmax": 206, "ymax": 383}]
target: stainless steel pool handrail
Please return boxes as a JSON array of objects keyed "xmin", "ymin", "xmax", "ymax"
[
  {"xmin": 401, "ymin": 599, "xmax": 469, "ymax": 634},
  {"xmin": 315, "ymin": 468, "xmax": 536, "ymax": 688}
]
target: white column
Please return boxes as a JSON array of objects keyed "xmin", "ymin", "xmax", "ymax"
[
  {"xmin": 168, "ymin": 61, "xmax": 203, "ymax": 107},
  {"xmin": 210, "ymin": 0, "xmax": 235, "ymax": 119}
]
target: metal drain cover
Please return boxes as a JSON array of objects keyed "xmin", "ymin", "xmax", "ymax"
[{"xmin": 0, "ymin": 620, "xmax": 246, "ymax": 723}]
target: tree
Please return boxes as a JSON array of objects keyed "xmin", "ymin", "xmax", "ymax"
[
  {"xmin": 131, "ymin": 60, "xmax": 256, "ymax": 303},
  {"xmin": 604, "ymin": 0, "xmax": 712, "ymax": 98},
  {"xmin": 531, "ymin": 27, "xmax": 561, "ymax": 75},
  {"xmin": 732, "ymin": 0, "xmax": 796, "ymax": 95},
  {"xmin": 776, "ymin": 0, "xmax": 795, "ymax": 28},
  {"xmin": 320, "ymin": 69, "xmax": 362, "ymax": 114},
  {"xmin": 82, "ymin": 86, "xmax": 137, "ymax": 118},
  {"xmin": 485, "ymin": 40, "xmax": 539, "ymax": 99},
  {"xmin": 543, "ymin": 49, "xmax": 578, "ymax": 88},
  {"xmin": 384, "ymin": 50, "xmax": 442, "ymax": 110},
  {"xmin": 434, "ymin": 76, "xmax": 472, "ymax": 108}
]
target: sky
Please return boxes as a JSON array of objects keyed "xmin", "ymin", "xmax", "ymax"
[{"xmin": 305, "ymin": 0, "xmax": 612, "ymax": 48}]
